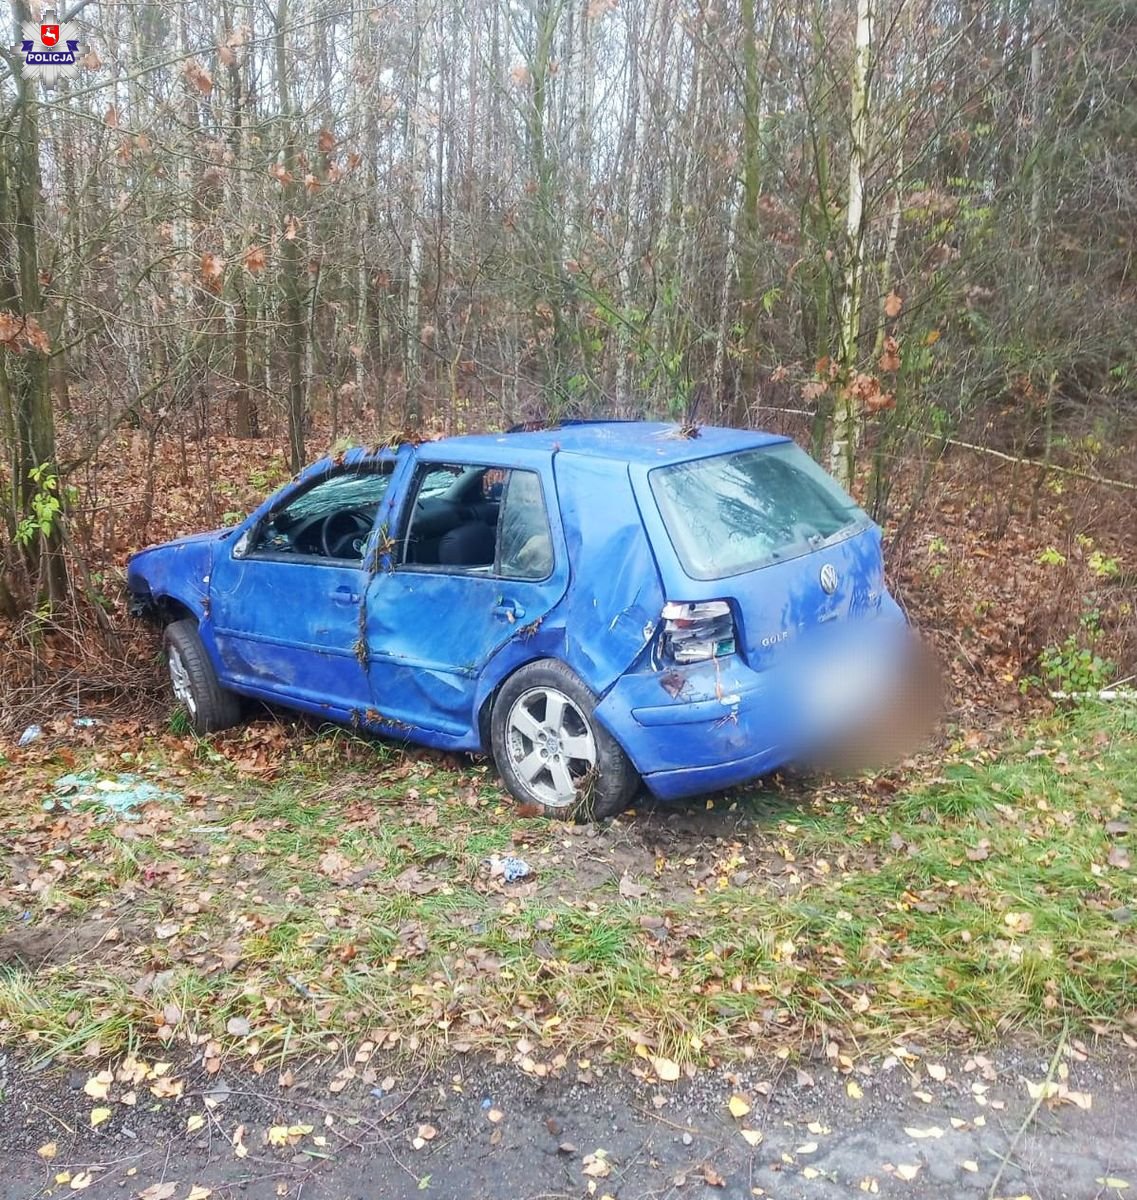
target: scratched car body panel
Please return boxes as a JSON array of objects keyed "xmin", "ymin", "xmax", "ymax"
[{"xmin": 127, "ymin": 422, "xmax": 910, "ymax": 816}]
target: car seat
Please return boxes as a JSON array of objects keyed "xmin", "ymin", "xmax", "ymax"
[{"xmin": 438, "ymin": 522, "xmax": 496, "ymax": 567}]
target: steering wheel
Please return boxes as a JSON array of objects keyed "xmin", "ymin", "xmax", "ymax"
[{"xmin": 321, "ymin": 510, "xmax": 373, "ymax": 559}]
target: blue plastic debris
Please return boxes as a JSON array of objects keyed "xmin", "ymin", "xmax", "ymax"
[
  {"xmin": 499, "ymin": 855, "xmax": 531, "ymax": 883},
  {"xmin": 72, "ymin": 717, "xmax": 102, "ymax": 729},
  {"xmin": 481, "ymin": 1098, "xmax": 493, "ymax": 1110},
  {"xmin": 18, "ymin": 725, "xmax": 42, "ymax": 747},
  {"xmin": 47, "ymin": 770, "xmax": 181, "ymax": 821}
]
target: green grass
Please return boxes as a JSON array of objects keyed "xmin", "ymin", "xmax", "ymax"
[{"xmin": 1, "ymin": 704, "xmax": 1133, "ymax": 1066}]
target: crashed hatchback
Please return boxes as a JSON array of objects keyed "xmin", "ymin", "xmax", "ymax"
[{"xmin": 127, "ymin": 422, "xmax": 913, "ymax": 819}]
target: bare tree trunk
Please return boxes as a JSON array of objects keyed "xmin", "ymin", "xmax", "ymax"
[
  {"xmin": 830, "ymin": 0, "xmax": 872, "ymax": 490},
  {"xmin": 713, "ymin": 184, "xmax": 742, "ymax": 420},
  {"xmin": 1029, "ymin": 0, "xmax": 1044, "ymax": 267},
  {"xmin": 225, "ymin": 2, "xmax": 256, "ymax": 437},
  {"xmin": 6, "ymin": 0, "xmax": 65, "ymax": 602},
  {"xmin": 276, "ymin": 0, "xmax": 306, "ymax": 469},
  {"xmin": 405, "ymin": 0, "xmax": 428, "ymax": 424}
]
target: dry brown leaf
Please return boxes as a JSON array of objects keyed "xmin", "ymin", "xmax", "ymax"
[
  {"xmin": 243, "ymin": 246, "xmax": 267, "ymax": 274},
  {"xmin": 652, "ymin": 1056, "xmax": 681, "ymax": 1082},
  {"xmin": 904, "ymin": 1126, "xmax": 944, "ymax": 1139},
  {"xmin": 183, "ymin": 60, "xmax": 213, "ymax": 94},
  {"xmin": 879, "ymin": 335, "xmax": 901, "ymax": 372},
  {"xmin": 618, "ymin": 874, "xmax": 649, "ymax": 899},
  {"xmin": 582, "ymin": 1151, "xmax": 611, "ymax": 1178},
  {"xmin": 84, "ymin": 1070, "xmax": 113, "ymax": 1100},
  {"xmin": 137, "ymin": 1185, "xmax": 176, "ymax": 1200},
  {"xmin": 1004, "ymin": 910, "xmax": 1034, "ymax": 934}
]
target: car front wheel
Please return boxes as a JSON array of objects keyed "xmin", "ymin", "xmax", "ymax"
[
  {"xmin": 491, "ymin": 659, "xmax": 638, "ymax": 821},
  {"xmin": 163, "ymin": 618, "xmax": 243, "ymax": 735}
]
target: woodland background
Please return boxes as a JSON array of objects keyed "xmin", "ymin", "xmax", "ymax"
[{"xmin": 0, "ymin": 0, "xmax": 1134, "ymax": 722}]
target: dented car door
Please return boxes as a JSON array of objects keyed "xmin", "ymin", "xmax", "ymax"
[
  {"xmin": 207, "ymin": 457, "xmax": 397, "ymax": 716},
  {"xmin": 361, "ymin": 449, "xmax": 569, "ymax": 741}
]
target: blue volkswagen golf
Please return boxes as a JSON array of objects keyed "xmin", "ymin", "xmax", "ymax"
[{"xmin": 127, "ymin": 422, "xmax": 912, "ymax": 819}]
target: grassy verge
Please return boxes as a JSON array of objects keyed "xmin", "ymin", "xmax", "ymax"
[{"xmin": 0, "ymin": 706, "xmax": 1133, "ymax": 1071}]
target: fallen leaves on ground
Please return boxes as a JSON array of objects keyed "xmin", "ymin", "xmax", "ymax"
[
  {"xmin": 1026, "ymin": 1078, "xmax": 1092, "ymax": 1110},
  {"xmin": 651, "ymin": 1056, "xmax": 681, "ymax": 1083},
  {"xmin": 412, "ymin": 1123, "xmax": 437, "ymax": 1150},
  {"xmin": 581, "ymin": 1150, "xmax": 612, "ymax": 1178},
  {"xmin": 268, "ymin": 1123, "xmax": 314, "ymax": 1147},
  {"xmin": 137, "ymin": 1185, "xmax": 176, "ymax": 1200}
]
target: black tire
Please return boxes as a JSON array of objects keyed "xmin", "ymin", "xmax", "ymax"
[
  {"xmin": 163, "ymin": 618, "xmax": 243, "ymax": 735},
  {"xmin": 491, "ymin": 659, "xmax": 639, "ymax": 821}
]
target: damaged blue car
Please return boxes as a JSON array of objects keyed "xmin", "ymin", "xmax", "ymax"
[{"xmin": 127, "ymin": 422, "xmax": 912, "ymax": 819}]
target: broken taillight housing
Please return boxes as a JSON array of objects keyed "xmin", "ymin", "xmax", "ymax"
[{"xmin": 660, "ymin": 600, "xmax": 736, "ymax": 663}]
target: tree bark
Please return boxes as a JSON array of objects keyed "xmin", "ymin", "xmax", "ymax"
[
  {"xmin": 7, "ymin": 0, "xmax": 66, "ymax": 601},
  {"xmin": 275, "ymin": 0, "xmax": 306, "ymax": 469},
  {"xmin": 830, "ymin": 0, "xmax": 872, "ymax": 490}
]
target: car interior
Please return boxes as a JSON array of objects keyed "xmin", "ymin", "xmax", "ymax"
[
  {"xmin": 403, "ymin": 466, "xmax": 503, "ymax": 570},
  {"xmin": 247, "ymin": 466, "xmax": 393, "ymax": 561},
  {"xmin": 245, "ymin": 461, "xmax": 551, "ymax": 578}
]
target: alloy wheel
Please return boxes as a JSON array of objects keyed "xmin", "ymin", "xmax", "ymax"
[{"xmin": 504, "ymin": 685, "xmax": 597, "ymax": 808}]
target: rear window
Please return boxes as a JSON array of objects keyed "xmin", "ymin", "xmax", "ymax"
[{"xmin": 649, "ymin": 443, "xmax": 868, "ymax": 579}]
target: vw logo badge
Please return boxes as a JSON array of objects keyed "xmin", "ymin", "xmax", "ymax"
[{"xmin": 819, "ymin": 563, "xmax": 839, "ymax": 595}]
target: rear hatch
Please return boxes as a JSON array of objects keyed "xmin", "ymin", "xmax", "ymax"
[{"xmin": 633, "ymin": 441, "xmax": 887, "ymax": 672}]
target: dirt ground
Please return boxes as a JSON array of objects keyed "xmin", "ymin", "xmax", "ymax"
[{"xmin": 2, "ymin": 1040, "xmax": 1134, "ymax": 1200}]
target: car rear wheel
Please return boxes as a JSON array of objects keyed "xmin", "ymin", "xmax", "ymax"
[
  {"xmin": 163, "ymin": 618, "xmax": 243, "ymax": 735},
  {"xmin": 491, "ymin": 659, "xmax": 638, "ymax": 821}
]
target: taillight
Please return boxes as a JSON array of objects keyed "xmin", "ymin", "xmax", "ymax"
[{"xmin": 660, "ymin": 600, "xmax": 736, "ymax": 663}]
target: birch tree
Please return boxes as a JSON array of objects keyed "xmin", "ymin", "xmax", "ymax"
[{"xmin": 829, "ymin": 0, "xmax": 873, "ymax": 489}]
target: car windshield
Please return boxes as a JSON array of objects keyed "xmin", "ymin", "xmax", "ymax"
[{"xmin": 649, "ymin": 443, "xmax": 868, "ymax": 579}]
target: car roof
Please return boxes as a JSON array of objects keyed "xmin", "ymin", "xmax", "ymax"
[{"xmin": 433, "ymin": 421, "xmax": 789, "ymax": 465}]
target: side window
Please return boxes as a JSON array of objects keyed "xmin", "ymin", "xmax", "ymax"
[
  {"xmin": 499, "ymin": 470, "xmax": 553, "ymax": 580},
  {"xmin": 400, "ymin": 464, "xmax": 553, "ymax": 578},
  {"xmin": 402, "ymin": 464, "xmax": 497, "ymax": 570},
  {"xmin": 243, "ymin": 467, "xmax": 391, "ymax": 561}
]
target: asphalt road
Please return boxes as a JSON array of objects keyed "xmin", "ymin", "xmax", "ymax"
[{"xmin": 2, "ymin": 1041, "xmax": 1134, "ymax": 1199}]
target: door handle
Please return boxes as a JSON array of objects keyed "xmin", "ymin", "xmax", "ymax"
[
  {"xmin": 492, "ymin": 598, "xmax": 525, "ymax": 621},
  {"xmin": 333, "ymin": 585, "xmax": 361, "ymax": 605}
]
